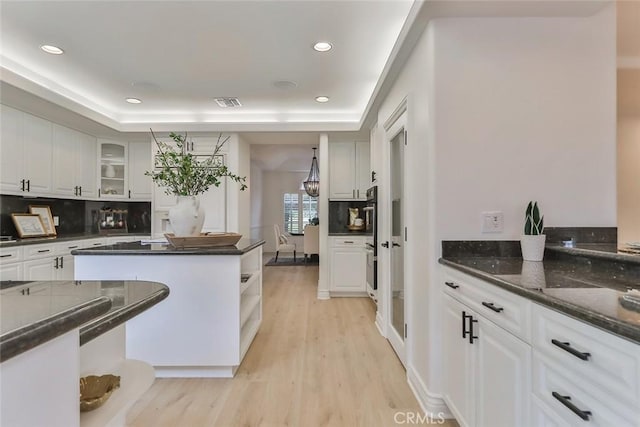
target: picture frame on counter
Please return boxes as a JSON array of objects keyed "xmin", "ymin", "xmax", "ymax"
[
  {"xmin": 11, "ymin": 213, "xmax": 48, "ymax": 238},
  {"xmin": 29, "ymin": 205, "xmax": 56, "ymax": 236}
]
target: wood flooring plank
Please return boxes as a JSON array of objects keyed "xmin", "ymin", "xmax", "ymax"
[{"xmin": 127, "ymin": 261, "xmax": 457, "ymax": 426}]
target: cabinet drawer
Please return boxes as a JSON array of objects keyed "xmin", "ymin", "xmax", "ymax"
[
  {"xmin": 0, "ymin": 246, "xmax": 23, "ymax": 264},
  {"xmin": 533, "ymin": 353, "xmax": 639, "ymax": 426},
  {"xmin": 56, "ymin": 240, "xmax": 83, "ymax": 255},
  {"xmin": 24, "ymin": 244, "xmax": 56, "ymax": 260},
  {"xmin": 443, "ymin": 267, "xmax": 531, "ymax": 342},
  {"xmin": 532, "ymin": 303, "xmax": 640, "ymax": 405},
  {"xmin": 329, "ymin": 236, "xmax": 365, "ymax": 247}
]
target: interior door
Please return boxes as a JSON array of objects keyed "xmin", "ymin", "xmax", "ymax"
[{"xmin": 386, "ymin": 111, "xmax": 407, "ymax": 365}]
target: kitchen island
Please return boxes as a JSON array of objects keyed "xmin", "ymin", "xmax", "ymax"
[
  {"xmin": 0, "ymin": 279, "xmax": 169, "ymax": 427},
  {"xmin": 73, "ymin": 239, "xmax": 265, "ymax": 378}
]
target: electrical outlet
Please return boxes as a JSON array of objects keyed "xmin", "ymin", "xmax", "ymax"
[
  {"xmin": 53, "ymin": 216, "xmax": 60, "ymax": 226},
  {"xmin": 481, "ymin": 211, "xmax": 503, "ymax": 233}
]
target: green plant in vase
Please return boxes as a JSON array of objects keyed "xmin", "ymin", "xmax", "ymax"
[
  {"xmin": 521, "ymin": 201, "xmax": 546, "ymax": 262},
  {"xmin": 146, "ymin": 130, "xmax": 247, "ymax": 237}
]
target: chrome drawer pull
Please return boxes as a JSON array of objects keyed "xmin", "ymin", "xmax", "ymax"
[
  {"xmin": 482, "ymin": 301, "xmax": 504, "ymax": 313},
  {"xmin": 552, "ymin": 392, "xmax": 592, "ymax": 421},
  {"xmin": 551, "ymin": 339, "xmax": 591, "ymax": 361},
  {"xmin": 445, "ymin": 281, "xmax": 459, "ymax": 289}
]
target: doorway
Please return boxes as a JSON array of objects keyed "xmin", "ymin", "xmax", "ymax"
[{"xmin": 386, "ymin": 111, "xmax": 407, "ymax": 365}]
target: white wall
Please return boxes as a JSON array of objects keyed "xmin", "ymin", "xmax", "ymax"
[
  {"xmin": 261, "ymin": 171, "xmax": 307, "ymax": 252},
  {"xmin": 250, "ymin": 161, "xmax": 264, "ymax": 241},
  {"xmin": 433, "ymin": 10, "xmax": 617, "ymax": 240},
  {"xmin": 373, "ymin": 3, "xmax": 617, "ymax": 414},
  {"xmin": 618, "ymin": 115, "xmax": 640, "ymax": 244}
]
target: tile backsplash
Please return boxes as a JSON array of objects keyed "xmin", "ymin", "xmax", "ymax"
[{"xmin": 0, "ymin": 195, "xmax": 151, "ymax": 238}]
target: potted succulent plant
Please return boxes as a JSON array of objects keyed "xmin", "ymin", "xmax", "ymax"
[
  {"xmin": 146, "ymin": 130, "xmax": 247, "ymax": 237},
  {"xmin": 520, "ymin": 201, "xmax": 545, "ymax": 261}
]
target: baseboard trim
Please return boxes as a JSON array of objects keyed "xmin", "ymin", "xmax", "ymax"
[
  {"xmin": 328, "ymin": 291, "xmax": 368, "ymax": 297},
  {"xmin": 407, "ymin": 365, "xmax": 453, "ymax": 420},
  {"xmin": 317, "ymin": 289, "xmax": 330, "ymax": 300},
  {"xmin": 154, "ymin": 365, "xmax": 235, "ymax": 378},
  {"xmin": 375, "ymin": 312, "xmax": 385, "ymax": 336}
]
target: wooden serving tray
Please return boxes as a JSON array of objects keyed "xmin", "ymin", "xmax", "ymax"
[{"xmin": 165, "ymin": 233, "xmax": 242, "ymax": 248}]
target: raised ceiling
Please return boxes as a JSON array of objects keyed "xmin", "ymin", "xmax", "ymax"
[{"xmin": 0, "ymin": 0, "xmax": 414, "ymax": 132}]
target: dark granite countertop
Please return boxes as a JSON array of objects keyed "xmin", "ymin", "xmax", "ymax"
[
  {"xmin": 546, "ymin": 243, "xmax": 640, "ymax": 265},
  {"xmin": 0, "ymin": 280, "xmax": 169, "ymax": 363},
  {"xmin": 72, "ymin": 238, "xmax": 265, "ymax": 255},
  {"xmin": 0, "ymin": 232, "xmax": 150, "ymax": 248},
  {"xmin": 439, "ymin": 256, "xmax": 640, "ymax": 344}
]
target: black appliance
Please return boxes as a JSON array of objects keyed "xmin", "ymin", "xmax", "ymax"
[{"xmin": 364, "ymin": 186, "xmax": 377, "ymax": 291}]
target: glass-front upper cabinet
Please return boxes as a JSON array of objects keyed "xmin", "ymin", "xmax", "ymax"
[{"xmin": 98, "ymin": 140, "xmax": 128, "ymax": 199}]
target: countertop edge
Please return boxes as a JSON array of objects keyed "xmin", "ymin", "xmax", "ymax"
[
  {"xmin": 72, "ymin": 239, "xmax": 266, "ymax": 256},
  {"xmin": 80, "ymin": 285, "xmax": 170, "ymax": 345},
  {"xmin": 0, "ymin": 297, "xmax": 112, "ymax": 363},
  {"xmin": 0, "ymin": 233, "xmax": 151, "ymax": 248},
  {"xmin": 438, "ymin": 258, "xmax": 640, "ymax": 345},
  {"xmin": 546, "ymin": 245, "xmax": 640, "ymax": 265}
]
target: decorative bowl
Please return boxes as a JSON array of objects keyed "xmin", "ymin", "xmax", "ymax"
[
  {"xmin": 164, "ymin": 232, "xmax": 242, "ymax": 248},
  {"xmin": 79, "ymin": 374, "xmax": 121, "ymax": 412},
  {"xmin": 347, "ymin": 224, "xmax": 365, "ymax": 231}
]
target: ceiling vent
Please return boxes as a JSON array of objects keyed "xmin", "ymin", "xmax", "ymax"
[{"xmin": 214, "ymin": 97, "xmax": 242, "ymax": 108}]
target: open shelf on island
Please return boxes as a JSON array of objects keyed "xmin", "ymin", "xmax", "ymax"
[
  {"xmin": 80, "ymin": 359, "xmax": 154, "ymax": 427},
  {"xmin": 240, "ymin": 270, "xmax": 261, "ymax": 295},
  {"xmin": 240, "ymin": 317, "xmax": 261, "ymax": 360},
  {"xmin": 240, "ymin": 295, "xmax": 260, "ymax": 329}
]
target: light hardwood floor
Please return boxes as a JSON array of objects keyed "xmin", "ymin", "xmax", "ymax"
[{"xmin": 126, "ymin": 260, "xmax": 457, "ymax": 427}]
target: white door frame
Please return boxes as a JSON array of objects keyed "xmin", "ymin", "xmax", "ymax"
[{"xmin": 383, "ymin": 103, "xmax": 408, "ymax": 366}]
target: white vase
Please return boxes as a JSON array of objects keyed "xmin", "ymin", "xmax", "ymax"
[
  {"xmin": 169, "ymin": 196, "xmax": 205, "ymax": 237},
  {"xmin": 520, "ymin": 234, "xmax": 546, "ymax": 262},
  {"xmin": 520, "ymin": 260, "xmax": 546, "ymax": 289}
]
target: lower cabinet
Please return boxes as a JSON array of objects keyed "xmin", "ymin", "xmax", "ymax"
[
  {"xmin": 329, "ymin": 236, "xmax": 366, "ymax": 293},
  {"xmin": 443, "ymin": 294, "xmax": 531, "ymax": 427},
  {"xmin": 442, "ymin": 267, "xmax": 532, "ymax": 427}
]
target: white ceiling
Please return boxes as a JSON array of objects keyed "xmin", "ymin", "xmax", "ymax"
[
  {"xmin": 0, "ymin": 0, "xmax": 414, "ymax": 132},
  {"xmin": 1, "ymin": 1, "xmax": 637, "ymax": 171}
]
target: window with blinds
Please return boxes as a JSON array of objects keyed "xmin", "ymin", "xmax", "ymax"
[{"xmin": 284, "ymin": 192, "xmax": 318, "ymax": 233}]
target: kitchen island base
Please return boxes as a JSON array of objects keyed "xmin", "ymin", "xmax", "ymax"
[{"xmin": 74, "ymin": 240, "xmax": 264, "ymax": 378}]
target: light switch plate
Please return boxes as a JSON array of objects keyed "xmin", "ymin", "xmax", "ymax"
[
  {"xmin": 53, "ymin": 216, "xmax": 60, "ymax": 226},
  {"xmin": 481, "ymin": 211, "xmax": 503, "ymax": 233}
]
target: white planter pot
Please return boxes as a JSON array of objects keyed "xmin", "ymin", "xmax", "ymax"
[
  {"xmin": 169, "ymin": 196, "xmax": 205, "ymax": 237},
  {"xmin": 520, "ymin": 260, "xmax": 546, "ymax": 289},
  {"xmin": 520, "ymin": 234, "xmax": 546, "ymax": 262}
]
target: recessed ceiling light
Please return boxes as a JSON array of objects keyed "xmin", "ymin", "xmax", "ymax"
[
  {"xmin": 126, "ymin": 98, "xmax": 142, "ymax": 104},
  {"xmin": 313, "ymin": 42, "xmax": 332, "ymax": 52},
  {"xmin": 273, "ymin": 80, "xmax": 298, "ymax": 90},
  {"xmin": 40, "ymin": 45, "xmax": 64, "ymax": 55},
  {"xmin": 315, "ymin": 96, "xmax": 329, "ymax": 103}
]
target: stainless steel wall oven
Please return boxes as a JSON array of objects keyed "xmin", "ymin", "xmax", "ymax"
[{"xmin": 364, "ymin": 186, "xmax": 377, "ymax": 292}]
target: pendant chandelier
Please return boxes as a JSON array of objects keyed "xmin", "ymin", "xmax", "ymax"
[{"xmin": 303, "ymin": 147, "xmax": 320, "ymax": 198}]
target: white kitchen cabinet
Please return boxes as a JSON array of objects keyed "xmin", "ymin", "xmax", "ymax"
[
  {"xmin": 442, "ymin": 294, "xmax": 475, "ymax": 427},
  {"xmin": 98, "ymin": 139, "xmax": 128, "ymax": 199},
  {"xmin": 76, "ymin": 131, "xmax": 97, "ymax": 198},
  {"xmin": 23, "ymin": 114, "xmax": 53, "ymax": 194},
  {"xmin": 531, "ymin": 303, "xmax": 640, "ymax": 426},
  {"xmin": 52, "ymin": 124, "xmax": 97, "ymax": 198},
  {"xmin": 0, "ymin": 104, "xmax": 25, "ymax": 193},
  {"xmin": 328, "ymin": 141, "xmax": 370, "ymax": 200},
  {"xmin": 128, "ymin": 141, "xmax": 152, "ymax": 200},
  {"xmin": 442, "ymin": 268, "xmax": 531, "ymax": 427},
  {"xmin": 1, "ymin": 105, "xmax": 53, "ymax": 196},
  {"xmin": 24, "ymin": 258, "xmax": 56, "ymax": 281},
  {"xmin": 0, "ymin": 263, "xmax": 23, "ymax": 281},
  {"xmin": 329, "ymin": 237, "xmax": 367, "ymax": 293}
]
